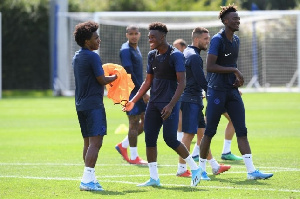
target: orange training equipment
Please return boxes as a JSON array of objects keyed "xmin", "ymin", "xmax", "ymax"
[{"xmin": 102, "ymin": 63, "xmax": 135, "ymax": 106}]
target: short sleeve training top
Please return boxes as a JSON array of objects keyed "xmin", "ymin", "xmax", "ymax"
[
  {"xmin": 207, "ymin": 29, "xmax": 240, "ymax": 90},
  {"xmin": 147, "ymin": 45, "xmax": 185, "ymax": 103},
  {"xmin": 72, "ymin": 48, "xmax": 105, "ymax": 111},
  {"xmin": 119, "ymin": 42, "xmax": 144, "ymax": 94}
]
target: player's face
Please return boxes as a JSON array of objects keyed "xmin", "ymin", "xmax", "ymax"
[
  {"xmin": 85, "ymin": 32, "xmax": 101, "ymax": 51},
  {"xmin": 196, "ymin": 32, "xmax": 210, "ymax": 51},
  {"xmin": 148, "ymin": 30, "xmax": 164, "ymax": 50},
  {"xmin": 226, "ymin": 12, "xmax": 240, "ymax": 32},
  {"xmin": 126, "ymin": 29, "xmax": 140, "ymax": 45}
]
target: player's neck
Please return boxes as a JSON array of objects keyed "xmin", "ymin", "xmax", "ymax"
[
  {"xmin": 129, "ymin": 42, "xmax": 138, "ymax": 49},
  {"xmin": 224, "ymin": 28, "xmax": 235, "ymax": 42},
  {"xmin": 156, "ymin": 42, "xmax": 169, "ymax": 55}
]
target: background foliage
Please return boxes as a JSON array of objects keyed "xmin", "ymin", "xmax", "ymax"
[{"xmin": 0, "ymin": 0, "xmax": 299, "ymax": 89}]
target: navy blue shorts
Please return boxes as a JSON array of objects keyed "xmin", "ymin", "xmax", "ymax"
[
  {"xmin": 144, "ymin": 102, "xmax": 180, "ymax": 149},
  {"xmin": 181, "ymin": 102, "xmax": 205, "ymax": 134},
  {"xmin": 77, "ymin": 106, "xmax": 107, "ymax": 138},
  {"xmin": 205, "ymin": 88, "xmax": 247, "ymax": 138}
]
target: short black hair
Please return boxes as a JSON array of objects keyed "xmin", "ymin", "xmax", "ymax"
[
  {"xmin": 219, "ymin": 4, "xmax": 238, "ymax": 22},
  {"xmin": 73, "ymin": 21, "xmax": 99, "ymax": 47},
  {"xmin": 148, "ymin": 22, "xmax": 168, "ymax": 34}
]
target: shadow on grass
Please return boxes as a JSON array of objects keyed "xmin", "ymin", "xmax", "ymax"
[
  {"xmin": 209, "ymin": 175, "xmax": 272, "ymax": 186},
  {"xmin": 152, "ymin": 185, "xmax": 209, "ymax": 192},
  {"xmin": 89, "ymin": 188, "xmax": 147, "ymax": 195}
]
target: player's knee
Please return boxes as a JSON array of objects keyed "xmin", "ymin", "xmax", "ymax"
[
  {"xmin": 90, "ymin": 142, "xmax": 102, "ymax": 151},
  {"xmin": 235, "ymin": 127, "xmax": 248, "ymax": 137},
  {"xmin": 145, "ymin": 137, "xmax": 156, "ymax": 147},
  {"xmin": 204, "ymin": 129, "xmax": 217, "ymax": 138},
  {"xmin": 164, "ymin": 137, "xmax": 179, "ymax": 149}
]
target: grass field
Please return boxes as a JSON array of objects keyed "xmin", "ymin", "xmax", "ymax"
[{"xmin": 0, "ymin": 93, "xmax": 299, "ymax": 199}]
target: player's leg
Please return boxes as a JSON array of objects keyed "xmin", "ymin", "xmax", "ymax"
[
  {"xmin": 191, "ymin": 109, "xmax": 206, "ymax": 161},
  {"xmin": 227, "ymin": 89, "xmax": 273, "ymax": 180},
  {"xmin": 78, "ymin": 108, "xmax": 106, "ymax": 191},
  {"xmin": 137, "ymin": 103, "xmax": 161, "ymax": 186},
  {"xmin": 115, "ymin": 99, "xmax": 146, "ymax": 163},
  {"xmin": 84, "ymin": 136, "xmax": 103, "ymax": 168},
  {"xmin": 200, "ymin": 89, "xmax": 224, "ymax": 176},
  {"xmin": 177, "ymin": 102, "xmax": 198, "ymax": 177},
  {"xmin": 127, "ymin": 114, "xmax": 147, "ymax": 164},
  {"xmin": 177, "ymin": 133, "xmax": 194, "ymax": 177},
  {"xmin": 162, "ymin": 102, "xmax": 201, "ymax": 186},
  {"xmin": 221, "ymin": 112, "xmax": 243, "ymax": 161},
  {"xmin": 197, "ymin": 112, "xmax": 231, "ymax": 179}
]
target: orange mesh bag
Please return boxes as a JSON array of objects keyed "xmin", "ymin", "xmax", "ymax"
[{"xmin": 102, "ymin": 63, "xmax": 135, "ymax": 106}]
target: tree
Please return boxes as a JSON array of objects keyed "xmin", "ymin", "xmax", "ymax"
[
  {"xmin": 240, "ymin": 0, "xmax": 298, "ymax": 10},
  {"xmin": 0, "ymin": 0, "xmax": 50, "ymax": 89}
]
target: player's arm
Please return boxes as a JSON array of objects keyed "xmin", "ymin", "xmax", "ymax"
[
  {"xmin": 207, "ymin": 54, "xmax": 244, "ymax": 87},
  {"xmin": 170, "ymin": 71, "xmax": 185, "ymax": 107},
  {"xmin": 161, "ymin": 71, "xmax": 185, "ymax": 120},
  {"xmin": 123, "ymin": 74, "xmax": 153, "ymax": 112},
  {"xmin": 96, "ymin": 74, "xmax": 117, "ymax": 86},
  {"xmin": 190, "ymin": 55, "xmax": 207, "ymax": 92},
  {"xmin": 91, "ymin": 54, "xmax": 118, "ymax": 86},
  {"xmin": 120, "ymin": 49, "xmax": 142, "ymax": 88},
  {"xmin": 207, "ymin": 54, "xmax": 238, "ymax": 74}
]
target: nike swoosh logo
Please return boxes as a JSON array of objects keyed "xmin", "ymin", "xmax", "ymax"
[{"xmin": 225, "ymin": 53, "xmax": 231, "ymax": 56}]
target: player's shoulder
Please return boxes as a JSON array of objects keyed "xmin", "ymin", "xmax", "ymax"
[
  {"xmin": 84, "ymin": 50, "xmax": 100, "ymax": 63},
  {"xmin": 184, "ymin": 46, "xmax": 197, "ymax": 54},
  {"xmin": 211, "ymin": 32, "xmax": 223, "ymax": 42},
  {"xmin": 233, "ymin": 34, "xmax": 240, "ymax": 42},
  {"xmin": 170, "ymin": 46, "xmax": 184, "ymax": 58},
  {"xmin": 148, "ymin": 49, "xmax": 156, "ymax": 57},
  {"xmin": 147, "ymin": 49, "xmax": 157, "ymax": 63},
  {"xmin": 82, "ymin": 48, "xmax": 98, "ymax": 57},
  {"xmin": 120, "ymin": 42, "xmax": 130, "ymax": 51}
]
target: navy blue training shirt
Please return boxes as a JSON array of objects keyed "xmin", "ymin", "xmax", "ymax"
[
  {"xmin": 181, "ymin": 45, "xmax": 207, "ymax": 105},
  {"xmin": 147, "ymin": 45, "xmax": 185, "ymax": 103},
  {"xmin": 207, "ymin": 29, "xmax": 240, "ymax": 90},
  {"xmin": 120, "ymin": 41, "xmax": 144, "ymax": 94},
  {"xmin": 72, "ymin": 48, "xmax": 105, "ymax": 111}
]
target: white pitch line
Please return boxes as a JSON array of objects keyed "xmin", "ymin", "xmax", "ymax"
[{"xmin": 0, "ymin": 175, "xmax": 299, "ymax": 193}]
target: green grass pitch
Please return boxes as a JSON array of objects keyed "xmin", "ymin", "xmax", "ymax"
[{"xmin": 0, "ymin": 93, "xmax": 299, "ymax": 198}]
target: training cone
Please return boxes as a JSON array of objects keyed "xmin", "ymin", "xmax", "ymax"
[{"xmin": 114, "ymin": 124, "xmax": 129, "ymax": 134}]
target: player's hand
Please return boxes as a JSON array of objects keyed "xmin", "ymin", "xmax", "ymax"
[
  {"xmin": 233, "ymin": 69, "xmax": 244, "ymax": 88},
  {"xmin": 122, "ymin": 101, "xmax": 135, "ymax": 112},
  {"xmin": 161, "ymin": 104, "xmax": 173, "ymax": 120},
  {"xmin": 142, "ymin": 94, "xmax": 150, "ymax": 104}
]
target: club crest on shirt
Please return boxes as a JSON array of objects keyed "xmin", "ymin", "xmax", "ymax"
[{"xmin": 214, "ymin": 98, "xmax": 220, "ymax": 104}]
